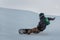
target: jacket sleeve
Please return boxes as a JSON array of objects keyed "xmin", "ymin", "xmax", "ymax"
[{"xmin": 48, "ymin": 17, "xmax": 55, "ymax": 21}]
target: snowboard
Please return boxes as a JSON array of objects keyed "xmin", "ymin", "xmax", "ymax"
[
  {"xmin": 18, "ymin": 29, "xmax": 31, "ymax": 34},
  {"xmin": 18, "ymin": 28, "xmax": 40, "ymax": 34}
]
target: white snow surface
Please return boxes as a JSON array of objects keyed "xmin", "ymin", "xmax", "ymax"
[{"xmin": 0, "ymin": 8, "xmax": 60, "ymax": 40}]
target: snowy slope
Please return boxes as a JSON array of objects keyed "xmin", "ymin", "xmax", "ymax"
[{"xmin": 0, "ymin": 8, "xmax": 60, "ymax": 40}]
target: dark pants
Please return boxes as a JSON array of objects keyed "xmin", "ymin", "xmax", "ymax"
[{"xmin": 37, "ymin": 24, "xmax": 46, "ymax": 31}]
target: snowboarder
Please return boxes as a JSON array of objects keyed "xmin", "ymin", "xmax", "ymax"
[{"xmin": 19, "ymin": 13, "xmax": 55, "ymax": 34}]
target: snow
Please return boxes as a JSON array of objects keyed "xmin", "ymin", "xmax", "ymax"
[{"xmin": 0, "ymin": 7, "xmax": 60, "ymax": 40}]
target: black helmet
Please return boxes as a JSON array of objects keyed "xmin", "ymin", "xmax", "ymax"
[{"xmin": 39, "ymin": 13, "xmax": 44, "ymax": 17}]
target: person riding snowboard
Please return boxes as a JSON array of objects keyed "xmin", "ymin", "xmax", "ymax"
[{"xmin": 19, "ymin": 13, "xmax": 55, "ymax": 34}]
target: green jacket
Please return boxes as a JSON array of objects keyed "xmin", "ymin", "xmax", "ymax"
[{"xmin": 44, "ymin": 18, "xmax": 50, "ymax": 25}]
